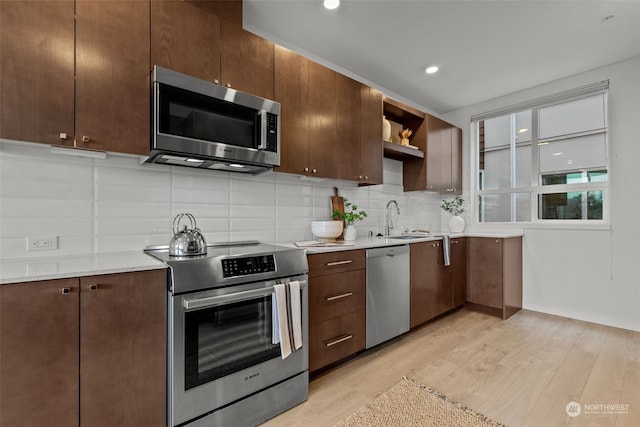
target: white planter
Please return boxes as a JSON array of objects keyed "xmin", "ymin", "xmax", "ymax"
[
  {"xmin": 343, "ymin": 225, "xmax": 357, "ymax": 241},
  {"xmin": 448, "ymin": 215, "xmax": 465, "ymax": 233}
]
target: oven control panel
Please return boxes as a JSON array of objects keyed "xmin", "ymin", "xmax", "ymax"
[{"xmin": 221, "ymin": 255, "xmax": 276, "ymax": 278}]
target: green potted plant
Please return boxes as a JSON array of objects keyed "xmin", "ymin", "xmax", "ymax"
[
  {"xmin": 441, "ymin": 196, "xmax": 466, "ymax": 232},
  {"xmin": 333, "ymin": 199, "xmax": 367, "ymax": 241}
]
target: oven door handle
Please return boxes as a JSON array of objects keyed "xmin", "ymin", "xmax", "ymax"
[{"xmin": 183, "ymin": 280, "xmax": 307, "ymax": 311}]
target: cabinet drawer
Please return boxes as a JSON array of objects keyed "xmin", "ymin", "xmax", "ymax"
[
  {"xmin": 308, "ymin": 250, "xmax": 365, "ymax": 277},
  {"xmin": 309, "ymin": 310, "xmax": 365, "ymax": 372},
  {"xmin": 309, "ymin": 270, "xmax": 365, "ymax": 323}
]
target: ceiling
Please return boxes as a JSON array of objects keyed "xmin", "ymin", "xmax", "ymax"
[{"xmin": 243, "ymin": 0, "xmax": 640, "ymax": 115}]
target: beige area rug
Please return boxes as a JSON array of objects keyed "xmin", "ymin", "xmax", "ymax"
[{"xmin": 334, "ymin": 377, "xmax": 506, "ymax": 427}]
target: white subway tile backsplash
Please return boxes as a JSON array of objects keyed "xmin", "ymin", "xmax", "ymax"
[
  {"xmin": 172, "ymin": 169, "xmax": 230, "ymax": 190},
  {"xmin": 97, "ymin": 183, "xmax": 171, "ymax": 204},
  {"xmin": 1, "ymin": 156, "xmax": 94, "ymax": 182},
  {"xmin": 95, "ymin": 218, "xmax": 170, "ymax": 236},
  {"xmin": 0, "ymin": 143, "xmax": 443, "ymax": 259},
  {"xmin": 172, "ymin": 188, "xmax": 229, "ymax": 205},
  {"xmin": 96, "ymin": 164, "xmax": 171, "ymax": 187},
  {"xmin": 1, "ymin": 177, "xmax": 94, "ymax": 200},
  {"xmin": 96, "ymin": 201, "xmax": 171, "ymax": 219},
  {"xmin": 231, "ymin": 204, "xmax": 275, "ymax": 219},
  {"xmin": 0, "ymin": 218, "xmax": 92, "ymax": 238},
  {"xmin": 1, "ymin": 199, "xmax": 93, "ymax": 219},
  {"xmin": 171, "ymin": 204, "xmax": 229, "ymax": 219}
]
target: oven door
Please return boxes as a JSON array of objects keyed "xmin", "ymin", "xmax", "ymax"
[{"xmin": 170, "ymin": 276, "xmax": 308, "ymax": 427}]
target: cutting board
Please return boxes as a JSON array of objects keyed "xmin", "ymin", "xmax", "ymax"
[{"xmin": 330, "ymin": 187, "xmax": 345, "ymax": 240}]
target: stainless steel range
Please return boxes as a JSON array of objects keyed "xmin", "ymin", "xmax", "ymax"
[{"xmin": 145, "ymin": 241, "xmax": 309, "ymax": 427}]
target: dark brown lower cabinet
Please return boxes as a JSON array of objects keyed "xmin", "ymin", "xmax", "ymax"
[
  {"xmin": 308, "ymin": 250, "xmax": 366, "ymax": 372},
  {"xmin": 466, "ymin": 237, "xmax": 522, "ymax": 319},
  {"xmin": 0, "ymin": 269, "xmax": 167, "ymax": 427},
  {"xmin": 410, "ymin": 241, "xmax": 450, "ymax": 327},
  {"xmin": 80, "ymin": 270, "xmax": 167, "ymax": 427},
  {"xmin": 410, "ymin": 238, "xmax": 466, "ymax": 328},
  {"xmin": 0, "ymin": 278, "xmax": 80, "ymax": 427},
  {"xmin": 309, "ymin": 310, "xmax": 366, "ymax": 372}
]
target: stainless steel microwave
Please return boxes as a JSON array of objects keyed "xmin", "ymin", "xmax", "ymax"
[{"xmin": 145, "ymin": 66, "xmax": 280, "ymax": 174}]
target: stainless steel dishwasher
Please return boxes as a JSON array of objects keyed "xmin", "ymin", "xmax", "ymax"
[{"xmin": 366, "ymin": 245, "xmax": 410, "ymax": 349}]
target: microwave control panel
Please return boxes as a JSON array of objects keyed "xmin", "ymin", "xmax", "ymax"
[
  {"xmin": 222, "ymin": 255, "xmax": 276, "ymax": 278},
  {"xmin": 266, "ymin": 113, "xmax": 278, "ymax": 152}
]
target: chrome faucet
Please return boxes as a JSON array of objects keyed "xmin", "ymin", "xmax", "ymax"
[{"xmin": 384, "ymin": 200, "xmax": 400, "ymax": 236}]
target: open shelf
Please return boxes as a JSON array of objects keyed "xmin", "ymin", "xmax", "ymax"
[{"xmin": 383, "ymin": 141, "xmax": 424, "ymax": 160}]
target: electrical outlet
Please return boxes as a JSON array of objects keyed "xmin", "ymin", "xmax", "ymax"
[{"xmin": 27, "ymin": 236, "xmax": 59, "ymax": 251}]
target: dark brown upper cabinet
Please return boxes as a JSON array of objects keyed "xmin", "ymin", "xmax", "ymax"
[
  {"xmin": 0, "ymin": 1, "xmax": 75, "ymax": 147},
  {"xmin": 151, "ymin": 0, "xmax": 274, "ymax": 101},
  {"xmin": 151, "ymin": 0, "xmax": 222, "ymax": 82},
  {"xmin": 0, "ymin": 0, "xmax": 150, "ymax": 155},
  {"xmin": 275, "ymin": 46, "xmax": 382, "ymax": 183}
]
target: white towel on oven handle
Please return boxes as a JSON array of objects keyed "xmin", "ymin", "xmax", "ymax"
[
  {"xmin": 273, "ymin": 283, "xmax": 293, "ymax": 359},
  {"xmin": 288, "ymin": 281, "xmax": 303, "ymax": 351}
]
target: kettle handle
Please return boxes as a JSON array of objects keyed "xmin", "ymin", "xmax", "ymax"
[
  {"xmin": 185, "ymin": 213, "xmax": 197, "ymax": 230},
  {"xmin": 172, "ymin": 213, "xmax": 186, "ymax": 235},
  {"xmin": 173, "ymin": 213, "xmax": 199, "ymax": 235}
]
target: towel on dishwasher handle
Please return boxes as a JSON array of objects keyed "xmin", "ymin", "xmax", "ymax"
[
  {"xmin": 442, "ymin": 234, "xmax": 451, "ymax": 267},
  {"xmin": 273, "ymin": 283, "xmax": 293, "ymax": 359}
]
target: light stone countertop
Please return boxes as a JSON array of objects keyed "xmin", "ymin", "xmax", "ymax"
[
  {"xmin": 0, "ymin": 251, "xmax": 167, "ymax": 285},
  {"xmin": 292, "ymin": 231, "xmax": 524, "ymax": 254},
  {"xmin": 0, "ymin": 232, "xmax": 523, "ymax": 284}
]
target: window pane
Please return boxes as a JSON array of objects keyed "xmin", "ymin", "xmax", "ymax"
[
  {"xmin": 480, "ymin": 145, "xmax": 531, "ymax": 190},
  {"xmin": 538, "ymin": 190, "xmax": 603, "ymax": 220},
  {"xmin": 484, "ymin": 116, "xmax": 510, "ymax": 148},
  {"xmin": 515, "ymin": 110, "xmax": 532, "ymax": 144},
  {"xmin": 539, "ymin": 93, "xmax": 605, "ymax": 138},
  {"xmin": 542, "ymin": 170, "xmax": 608, "ymax": 185},
  {"xmin": 539, "ymin": 133, "xmax": 606, "ymax": 173},
  {"xmin": 479, "ymin": 193, "xmax": 531, "ymax": 222},
  {"xmin": 483, "ymin": 110, "xmax": 531, "ymax": 148},
  {"xmin": 481, "ymin": 149, "xmax": 510, "ymax": 190},
  {"xmin": 516, "ymin": 145, "xmax": 531, "ymax": 187}
]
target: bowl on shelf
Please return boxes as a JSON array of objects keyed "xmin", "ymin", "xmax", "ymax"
[{"xmin": 311, "ymin": 220, "xmax": 343, "ymax": 241}]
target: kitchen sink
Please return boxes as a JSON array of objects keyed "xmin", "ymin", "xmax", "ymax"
[{"xmin": 387, "ymin": 234, "xmax": 432, "ymax": 240}]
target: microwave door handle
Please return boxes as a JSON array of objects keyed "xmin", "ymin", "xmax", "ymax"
[
  {"xmin": 258, "ymin": 110, "xmax": 267, "ymax": 150},
  {"xmin": 183, "ymin": 280, "xmax": 307, "ymax": 310}
]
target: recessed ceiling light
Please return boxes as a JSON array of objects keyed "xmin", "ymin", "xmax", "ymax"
[
  {"xmin": 323, "ymin": 0, "xmax": 340, "ymax": 10},
  {"xmin": 229, "ymin": 163, "xmax": 245, "ymax": 168},
  {"xmin": 553, "ymin": 152, "xmax": 563, "ymax": 156},
  {"xmin": 518, "ymin": 128, "xmax": 529, "ymax": 133},
  {"xmin": 567, "ymin": 160, "xmax": 574, "ymax": 165},
  {"xmin": 537, "ymin": 141, "xmax": 549, "ymax": 146},
  {"xmin": 425, "ymin": 66, "xmax": 439, "ymax": 74}
]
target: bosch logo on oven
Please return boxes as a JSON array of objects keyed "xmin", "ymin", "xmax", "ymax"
[{"xmin": 244, "ymin": 372, "xmax": 261, "ymax": 382}]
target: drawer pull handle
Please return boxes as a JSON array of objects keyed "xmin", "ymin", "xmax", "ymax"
[
  {"xmin": 327, "ymin": 260, "xmax": 353, "ymax": 267},
  {"xmin": 326, "ymin": 292, "xmax": 353, "ymax": 302},
  {"xmin": 326, "ymin": 334, "xmax": 353, "ymax": 347},
  {"xmin": 451, "ymin": 240, "xmax": 459, "ymax": 244},
  {"xmin": 61, "ymin": 288, "xmax": 71, "ymax": 295},
  {"xmin": 89, "ymin": 284, "xmax": 98, "ymax": 291}
]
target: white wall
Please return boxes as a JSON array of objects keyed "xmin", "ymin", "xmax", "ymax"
[
  {"xmin": 0, "ymin": 142, "xmax": 443, "ymax": 260},
  {"xmin": 443, "ymin": 55, "xmax": 640, "ymax": 332}
]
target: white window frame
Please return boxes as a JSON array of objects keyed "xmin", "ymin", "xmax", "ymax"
[{"xmin": 470, "ymin": 81, "xmax": 610, "ymax": 229}]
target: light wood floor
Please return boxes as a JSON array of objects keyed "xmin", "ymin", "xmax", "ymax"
[{"xmin": 262, "ymin": 309, "xmax": 640, "ymax": 427}]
